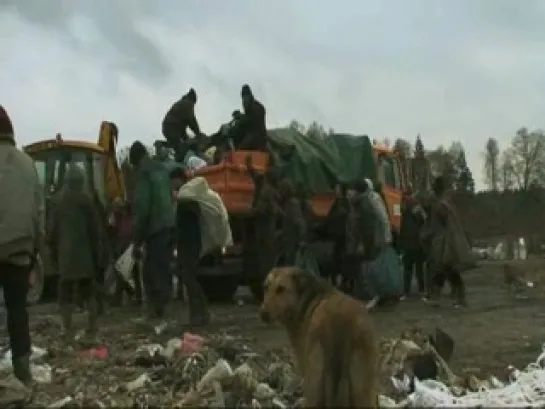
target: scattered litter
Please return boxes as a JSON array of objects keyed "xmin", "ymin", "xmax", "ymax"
[
  {"xmin": 0, "ymin": 345, "xmax": 48, "ymax": 372},
  {"xmin": 81, "ymin": 346, "xmax": 108, "ymax": 360}
]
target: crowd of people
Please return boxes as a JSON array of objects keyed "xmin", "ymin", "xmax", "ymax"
[{"xmin": 0, "ymin": 89, "xmax": 474, "ymax": 387}]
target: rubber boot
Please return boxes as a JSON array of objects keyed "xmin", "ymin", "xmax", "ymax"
[
  {"xmin": 12, "ymin": 354, "xmax": 32, "ymax": 386},
  {"xmin": 453, "ymin": 283, "xmax": 468, "ymax": 308}
]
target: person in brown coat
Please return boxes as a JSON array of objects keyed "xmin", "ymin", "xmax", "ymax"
[
  {"xmin": 422, "ymin": 176, "xmax": 471, "ymax": 308},
  {"xmin": 0, "ymin": 105, "xmax": 44, "ymax": 385},
  {"xmin": 49, "ymin": 165, "xmax": 101, "ymax": 338}
]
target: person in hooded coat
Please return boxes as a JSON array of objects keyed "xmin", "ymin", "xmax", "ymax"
[
  {"xmin": 237, "ymin": 85, "xmax": 268, "ymax": 151},
  {"xmin": 162, "ymin": 88, "xmax": 205, "ymax": 162},
  {"xmin": 0, "ymin": 105, "xmax": 44, "ymax": 385},
  {"xmin": 421, "ymin": 176, "xmax": 472, "ymax": 308},
  {"xmin": 49, "ymin": 165, "xmax": 100, "ymax": 338}
]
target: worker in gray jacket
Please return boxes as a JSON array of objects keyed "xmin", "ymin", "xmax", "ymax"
[{"xmin": 0, "ymin": 105, "xmax": 44, "ymax": 385}]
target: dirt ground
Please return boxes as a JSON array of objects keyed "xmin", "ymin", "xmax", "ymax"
[
  {"xmin": 7, "ymin": 258, "xmax": 545, "ymax": 405},
  {"xmin": 232, "ymin": 259, "xmax": 545, "ymax": 375},
  {"xmin": 32, "ymin": 259, "xmax": 545, "ymax": 371}
]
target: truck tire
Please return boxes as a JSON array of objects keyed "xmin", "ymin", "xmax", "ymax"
[{"xmin": 197, "ymin": 275, "xmax": 239, "ymax": 303}]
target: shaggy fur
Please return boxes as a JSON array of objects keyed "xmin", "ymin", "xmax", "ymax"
[{"xmin": 260, "ymin": 267, "xmax": 378, "ymax": 408}]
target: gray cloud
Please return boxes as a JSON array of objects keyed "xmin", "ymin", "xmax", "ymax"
[
  {"xmin": 2, "ymin": 0, "xmax": 545, "ymax": 189},
  {"xmin": 0, "ymin": 0, "xmax": 171, "ymax": 83}
]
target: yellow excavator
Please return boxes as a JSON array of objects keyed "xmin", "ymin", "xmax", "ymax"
[{"xmin": 23, "ymin": 121, "xmax": 126, "ymax": 302}]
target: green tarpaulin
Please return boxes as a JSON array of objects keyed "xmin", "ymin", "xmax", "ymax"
[
  {"xmin": 160, "ymin": 128, "xmax": 377, "ymax": 196},
  {"xmin": 268, "ymin": 128, "xmax": 377, "ymax": 194}
]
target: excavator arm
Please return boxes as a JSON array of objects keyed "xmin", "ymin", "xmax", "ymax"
[{"xmin": 97, "ymin": 121, "xmax": 126, "ymax": 205}]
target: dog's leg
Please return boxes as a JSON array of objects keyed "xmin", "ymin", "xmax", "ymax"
[
  {"xmin": 302, "ymin": 342, "xmax": 325, "ymax": 407},
  {"xmin": 350, "ymin": 349, "xmax": 378, "ymax": 408}
]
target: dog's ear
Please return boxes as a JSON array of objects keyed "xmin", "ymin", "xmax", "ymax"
[{"xmin": 291, "ymin": 268, "xmax": 328, "ymax": 297}]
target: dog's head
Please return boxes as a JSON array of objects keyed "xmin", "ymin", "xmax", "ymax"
[{"xmin": 259, "ymin": 267, "xmax": 329, "ymax": 325}]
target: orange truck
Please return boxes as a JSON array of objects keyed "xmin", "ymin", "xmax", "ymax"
[{"xmin": 190, "ymin": 130, "xmax": 408, "ymax": 301}]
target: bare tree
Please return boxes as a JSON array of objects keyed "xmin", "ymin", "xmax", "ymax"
[
  {"xmin": 507, "ymin": 127, "xmax": 545, "ymax": 190},
  {"xmin": 500, "ymin": 150, "xmax": 516, "ymax": 191},
  {"xmin": 483, "ymin": 137, "xmax": 500, "ymax": 191}
]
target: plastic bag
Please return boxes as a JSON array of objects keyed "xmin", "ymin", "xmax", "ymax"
[
  {"xmin": 177, "ymin": 177, "xmax": 233, "ymax": 257},
  {"xmin": 115, "ymin": 244, "xmax": 135, "ymax": 289}
]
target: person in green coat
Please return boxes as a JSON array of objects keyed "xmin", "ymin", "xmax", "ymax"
[
  {"xmin": 129, "ymin": 141, "xmax": 176, "ymax": 320},
  {"xmin": 49, "ymin": 165, "xmax": 101, "ymax": 338}
]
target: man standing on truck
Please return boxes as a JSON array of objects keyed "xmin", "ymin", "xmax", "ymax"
[
  {"xmin": 0, "ymin": 105, "xmax": 44, "ymax": 386},
  {"xmin": 129, "ymin": 141, "xmax": 175, "ymax": 321},
  {"xmin": 237, "ymin": 85, "xmax": 268, "ymax": 151},
  {"xmin": 162, "ymin": 88, "xmax": 206, "ymax": 162}
]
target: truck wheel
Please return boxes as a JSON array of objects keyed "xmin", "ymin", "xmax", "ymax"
[{"xmin": 197, "ymin": 275, "xmax": 239, "ymax": 303}]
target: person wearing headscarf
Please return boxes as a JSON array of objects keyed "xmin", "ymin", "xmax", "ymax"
[
  {"xmin": 421, "ymin": 176, "xmax": 472, "ymax": 308},
  {"xmin": 162, "ymin": 88, "xmax": 206, "ymax": 161},
  {"xmin": 49, "ymin": 165, "xmax": 100, "ymax": 340},
  {"xmin": 0, "ymin": 105, "xmax": 44, "ymax": 385},
  {"xmin": 237, "ymin": 84, "xmax": 268, "ymax": 151},
  {"xmin": 354, "ymin": 179, "xmax": 403, "ymax": 309}
]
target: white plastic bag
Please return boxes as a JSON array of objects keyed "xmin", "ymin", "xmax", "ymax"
[
  {"xmin": 177, "ymin": 177, "xmax": 233, "ymax": 257},
  {"xmin": 115, "ymin": 244, "xmax": 135, "ymax": 289}
]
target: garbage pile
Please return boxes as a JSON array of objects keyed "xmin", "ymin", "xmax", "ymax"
[
  {"xmin": 1, "ymin": 316, "xmax": 545, "ymax": 408},
  {"xmin": 0, "ymin": 315, "xmax": 302, "ymax": 408},
  {"xmin": 379, "ymin": 327, "xmax": 545, "ymax": 407}
]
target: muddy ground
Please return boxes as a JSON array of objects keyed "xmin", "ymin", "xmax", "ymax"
[{"xmin": 5, "ymin": 258, "xmax": 545, "ymax": 405}]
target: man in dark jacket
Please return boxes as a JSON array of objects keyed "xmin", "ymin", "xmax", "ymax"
[
  {"xmin": 277, "ymin": 179, "xmax": 306, "ymax": 266},
  {"xmin": 129, "ymin": 141, "xmax": 176, "ymax": 320},
  {"xmin": 176, "ymin": 197, "xmax": 210, "ymax": 326},
  {"xmin": 0, "ymin": 105, "xmax": 44, "ymax": 385},
  {"xmin": 237, "ymin": 85, "xmax": 268, "ymax": 151},
  {"xmin": 245, "ymin": 155, "xmax": 281, "ymax": 290},
  {"xmin": 49, "ymin": 165, "xmax": 101, "ymax": 338},
  {"xmin": 399, "ymin": 187, "xmax": 427, "ymax": 298},
  {"xmin": 162, "ymin": 88, "xmax": 205, "ymax": 161}
]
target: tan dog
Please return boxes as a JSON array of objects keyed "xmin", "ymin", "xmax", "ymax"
[{"xmin": 260, "ymin": 267, "xmax": 378, "ymax": 408}]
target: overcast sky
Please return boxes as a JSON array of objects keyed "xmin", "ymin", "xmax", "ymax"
[{"xmin": 2, "ymin": 0, "xmax": 545, "ymax": 188}]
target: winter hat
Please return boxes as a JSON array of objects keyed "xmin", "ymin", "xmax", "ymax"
[
  {"xmin": 0, "ymin": 105, "xmax": 14, "ymax": 142},
  {"xmin": 241, "ymin": 84, "xmax": 253, "ymax": 97},
  {"xmin": 186, "ymin": 88, "xmax": 197, "ymax": 102}
]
